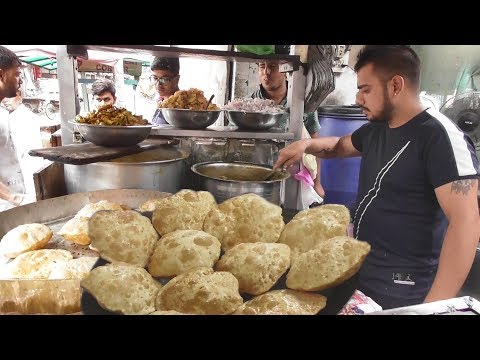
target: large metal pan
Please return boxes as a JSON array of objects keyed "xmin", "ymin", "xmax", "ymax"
[
  {"xmin": 0, "ymin": 189, "xmax": 172, "ymax": 237},
  {"xmin": 0, "ymin": 189, "xmax": 171, "ymax": 315}
]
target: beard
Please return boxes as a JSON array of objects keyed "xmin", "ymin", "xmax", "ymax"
[
  {"xmin": 6, "ymin": 86, "xmax": 18, "ymax": 99},
  {"xmin": 363, "ymin": 86, "xmax": 394, "ymax": 123}
]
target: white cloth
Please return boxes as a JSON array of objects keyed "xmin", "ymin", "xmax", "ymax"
[
  {"xmin": 0, "ymin": 107, "xmax": 24, "ymax": 211},
  {"xmin": 0, "ymin": 105, "xmax": 45, "ymax": 211},
  {"xmin": 295, "ymin": 125, "xmax": 323, "ymax": 210}
]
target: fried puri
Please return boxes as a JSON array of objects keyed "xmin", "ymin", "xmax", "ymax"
[
  {"xmin": 215, "ymin": 242, "xmax": 290, "ymax": 295},
  {"xmin": 81, "ymin": 264, "xmax": 161, "ymax": 315},
  {"xmin": 155, "ymin": 267, "xmax": 243, "ymax": 315},
  {"xmin": 59, "ymin": 200, "xmax": 124, "ymax": 246},
  {"xmin": 4, "ymin": 249, "xmax": 73, "ymax": 279},
  {"xmin": 0, "ymin": 223, "xmax": 53, "ymax": 259},
  {"xmin": 151, "ymin": 190, "xmax": 217, "ymax": 236},
  {"xmin": 147, "ymin": 230, "xmax": 221, "ymax": 278},
  {"xmin": 203, "ymin": 193, "xmax": 284, "ymax": 252},
  {"xmin": 233, "ymin": 289, "xmax": 327, "ymax": 315},
  {"xmin": 48, "ymin": 256, "xmax": 99, "ymax": 280},
  {"xmin": 89, "ymin": 210, "xmax": 158, "ymax": 267},
  {"xmin": 286, "ymin": 236, "xmax": 371, "ymax": 292},
  {"xmin": 278, "ymin": 207, "xmax": 348, "ymax": 262}
]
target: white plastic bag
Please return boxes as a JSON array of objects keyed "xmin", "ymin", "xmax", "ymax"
[
  {"xmin": 294, "ymin": 126, "xmax": 323, "ymax": 210},
  {"xmin": 295, "ymin": 160, "xmax": 323, "ymax": 210}
]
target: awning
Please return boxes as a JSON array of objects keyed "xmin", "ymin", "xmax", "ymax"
[
  {"xmin": 11, "ymin": 46, "xmax": 149, "ymax": 74},
  {"xmin": 20, "ymin": 55, "xmax": 57, "ymax": 70}
]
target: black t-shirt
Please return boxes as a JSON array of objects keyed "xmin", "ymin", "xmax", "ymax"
[{"xmin": 350, "ymin": 109, "xmax": 479, "ymax": 309}]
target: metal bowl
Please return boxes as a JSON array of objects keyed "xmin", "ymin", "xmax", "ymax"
[
  {"xmin": 69, "ymin": 121, "xmax": 154, "ymax": 147},
  {"xmin": 161, "ymin": 108, "xmax": 221, "ymax": 129},
  {"xmin": 224, "ymin": 110, "xmax": 287, "ymax": 130},
  {"xmin": 191, "ymin": 161, "xmax": 290, "ymax": 205}
]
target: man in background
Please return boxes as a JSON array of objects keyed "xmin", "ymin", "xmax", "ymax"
[
  {"xmin": 150, "ymin": 57, "xmax": 180, "ymax": 125},
  {"xmin": 2, "ymin": 89, "xmax": 44, "ymax": 207},
  {"xmin": 91, "ymin": 78, "xmax": 117, "ymax": 109},
  {"xmin": 0, "ymin": 45, "xmax": 25, "ymax": 211},
  {"xmin": 250, "ymin": 59, "xmax": 325, "ymax": 199}
]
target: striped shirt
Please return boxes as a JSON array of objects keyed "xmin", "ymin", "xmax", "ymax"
[
  {"xmin": 351, "ymin": 108, "xmax": 479, "ymax": 309},
  {"xmin": 250, "ymin": 85, "xmax": 320, "ymax": 135}
]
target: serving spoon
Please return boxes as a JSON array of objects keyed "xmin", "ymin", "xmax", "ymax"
[{"xmin": 206, "ymin": 94, "xmax": 215, "ymax": 110}]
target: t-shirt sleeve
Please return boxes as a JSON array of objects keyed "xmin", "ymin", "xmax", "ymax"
[
  {"xmin": 303, "ymin": 111, "xmax": 321, "ymax": 135},
  {"xmin": 425, "ymin": 127, "xmax": 479, "ymax": 189},
  {"xmin": 351, "ymin": 123, "xmax": 373, "ymax": 152}
]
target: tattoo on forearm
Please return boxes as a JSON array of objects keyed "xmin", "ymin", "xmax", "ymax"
[{"xmin": 451, "ymin": 179, "xmax": 475, "ymax": 195}]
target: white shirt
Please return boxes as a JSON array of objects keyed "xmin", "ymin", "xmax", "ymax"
[
  {"xmin": 0, "ymin": 105, "xmax": 45, "ymax": 211},
  {"xmin": 0, "ymin": 107, "xmax": 25, "ymax": 212}
]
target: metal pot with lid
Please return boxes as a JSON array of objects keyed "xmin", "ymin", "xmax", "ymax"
[{"xmin": 64, "ymin": 146, "xmax": 189, "ymax": 194}]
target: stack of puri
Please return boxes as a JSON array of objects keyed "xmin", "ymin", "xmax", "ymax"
[{"xmin": 80, "ymin": 190, "xmax": 371, "ymax": 315}]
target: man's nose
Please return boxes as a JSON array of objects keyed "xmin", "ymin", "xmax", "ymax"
[{"xmin": 355, "ymin": 92, "xmax": 363, "ymax": 105}]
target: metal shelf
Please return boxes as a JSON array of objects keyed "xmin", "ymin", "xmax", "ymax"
[
  {"xmin": 150, "ymin": 125, "xmax": 294, "ymax": 140},
  {"xmin": 66, "ymin": 45, "xmax": 301, "ymax": 71}
]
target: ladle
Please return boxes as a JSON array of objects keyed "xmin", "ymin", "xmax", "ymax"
[{"xmin": 206, "ymin": 94, "xmax": 215, "ymax": 110}]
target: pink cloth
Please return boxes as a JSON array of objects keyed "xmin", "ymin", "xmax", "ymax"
[
  {"xmin": 338, "ymin": 290, "xmax": 382, "ymax": 315},
  {"xmin": 294, "ymin": 167, "xmax": 314, "ymax": 187}
]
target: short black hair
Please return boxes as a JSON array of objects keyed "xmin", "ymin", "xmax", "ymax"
[
  {"xmin": 275, "ymin": 45, "xmax": 291, "ymax": 55},
  {"xmin": 354, "ymin": 45, "xmax": 421, "ymax": 88},
  {"xmin": 0, "ymin": 45, "xmax": 22, "ymax": 70},
  {"xmin": 150, "ymin": 56, "xmax": 180, "ymax": 74},
  {"xmin": 91, "ymin": 78, "xmax": 116, "ymax": 97}
]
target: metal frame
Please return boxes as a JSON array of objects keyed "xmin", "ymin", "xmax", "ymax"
[{"xmin": 57, "ymin": 44, "xmax": 309, "ymax": 209}]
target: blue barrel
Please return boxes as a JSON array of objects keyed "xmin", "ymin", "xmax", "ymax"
[{"xmin": 318, "ymin": 105, "xmax": 368, "ymax": 214}]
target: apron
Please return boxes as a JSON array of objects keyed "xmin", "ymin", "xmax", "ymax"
[{"xmin": 0, "ymin": 111, "xmax": 26, "ymax": 211}]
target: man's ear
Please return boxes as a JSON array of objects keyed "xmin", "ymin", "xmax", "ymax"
[
  {"xmin": 0, "ymin": 68, "xmax": 4, "ymax": 81},
  {"xmin": 391, "ymin": 75, "xmax": 405, "ymax": 96}
]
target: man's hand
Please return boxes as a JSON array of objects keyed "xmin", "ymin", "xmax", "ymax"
[{"xmin": 273, "ymin": 139, "xmax": 310, "ymax": 171}]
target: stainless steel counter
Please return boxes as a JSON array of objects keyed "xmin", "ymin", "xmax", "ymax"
[{"xmin": 369, "ymin": 296, "xmax": 480, "ymax": 315}]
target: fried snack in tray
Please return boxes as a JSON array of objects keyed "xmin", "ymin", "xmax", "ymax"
[
  {"xmin": 203, "ymin": 193, "xmax": 284, "ymax": 252},
  {"xmin": 75, "ymin": 104, "xmax": 148, "ymax": 126},
  {"xmin": 286, "ymin": 236, "xmax": 371, "ymax": 292},
  {"xmin": 81, "ymin": 263, "xmax": 162, "ymax": 315},
  {"xmin": 159, "ymin": 88, "xmax": 219, "ymax": 111},
  {"xmin": 233, "ymin": 289, "xmax": 327, "ymax": 315},
  {"xmin": 147, "ymin": 230, "xmax": 221, "ymax": 278},
  {"xmin": 155, "ymin": 267, "xmax": 243, "ymax": 315},
  {"xmin": 151, "ymin": 190, "xmax": 217, "ymax": 236},
  {"xmin": 59, "ymin": 200, "xmax": 124, "ymax": 246},
  {"xmin": 89, "ymin": 210, "xmax": 158, "ymax": 268},
  {"xmin": 215, "ymin": 242, "xmax": 291, "ymax": 296},
  {"xmin": 0, "ymin": 223, "xmax": 53, "ymax": 259},
  {"xmin": 278, "ymin": 207, "xmax": 348, "ymax": 262}
]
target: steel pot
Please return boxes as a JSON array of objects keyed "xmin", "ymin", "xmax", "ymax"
[
  {"xmin": 191, "ymin": 161, "xmax": 290, "ymax": 205},
  {"xmin": 64, "ymin": 147, "xmax": 189, "ymax": 194}
]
